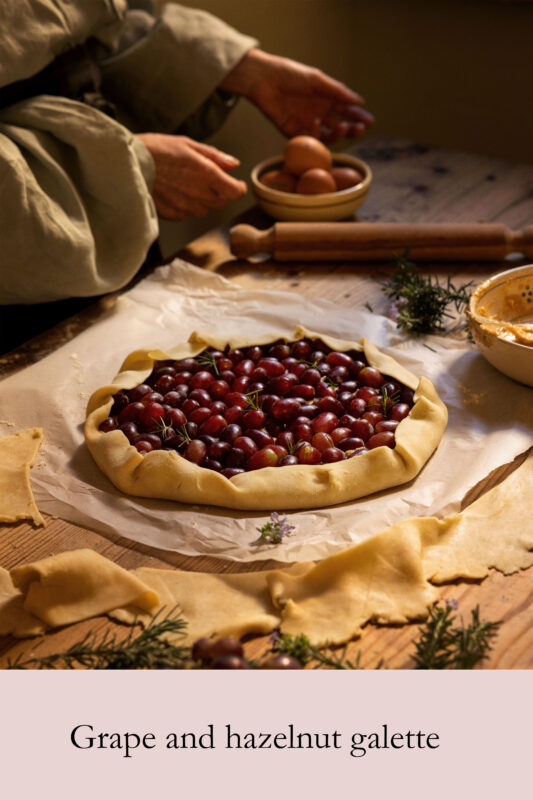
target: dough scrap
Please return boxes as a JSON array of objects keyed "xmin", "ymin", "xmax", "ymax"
[
  {"xmin": 268, "ymin": 521, "xmax": 438, "ymax": 645},
  {"xmin": 0, "ymin": 428, "xmax": 44, "ymax": 526},
  {"xmin": 84, "ymin": 326, "xmax": 447, "ymax": 511},
  {"xmin": 422, "ymin": 451, "xmax": 533, "ymax": 581},
  {"xmin": 0, "ymin": 566, "xmax": 45, "ymax": 637},
  {"xmin": 10, "ymin": 549, "xmax": 159, "ymax": 628},
  {"xmin": 111, "ymin": 567, "xmax": 282, "ymax": 646}
]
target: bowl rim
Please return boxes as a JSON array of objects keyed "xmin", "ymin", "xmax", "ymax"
[
  {"xmin": 468, "ymin": 262, "xmax": 533, "ymax": 352},
  {"xmin": 251, "ymin": 152, "xmax": 373, "ymax": 206}
]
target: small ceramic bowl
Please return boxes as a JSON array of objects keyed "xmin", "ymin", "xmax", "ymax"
[
  {"xmin": 467, "ymin": 263, "xmax": 533, "ymax": 387},
  {"xmin": 251, "ymin": 153, "xmax": 372, "ymax": 222}
]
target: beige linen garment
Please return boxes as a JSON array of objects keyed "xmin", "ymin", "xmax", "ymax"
[{"xmin": 0, "ymin": 1, "xmax": 256, "ymax": 304}]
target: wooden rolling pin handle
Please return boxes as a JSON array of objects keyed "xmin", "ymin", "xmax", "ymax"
[
  {"xmin": 512, "ymin": 225, "xmax": 533, "ymax": 257},
  {"xmin": 229, "ymin": 224, "xmax": 275, "ymax": 259}
]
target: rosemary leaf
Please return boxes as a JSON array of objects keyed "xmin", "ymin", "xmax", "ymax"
[
  {"xmin": 412, "ymin": 604, "xmax": 501, "ymax": 670},
  {"xmin": 8, "ymin": 609, "xmax": 190, "ymax": 670},
  {"xmin": 383, "ymin": 253, "xmax": 473, "ymax": 335}
]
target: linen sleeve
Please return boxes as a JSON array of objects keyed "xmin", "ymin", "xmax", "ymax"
[
  {"xmin": 99, "ymin": 3, "xmax": 258, "ymax": 137},
  {"xmin": 0, "ymin": 0, "xmax": 126, "ymax": 89},
  {"xmin": 0, "ymin": 96, "xmax": 158, "ymax": 305}
]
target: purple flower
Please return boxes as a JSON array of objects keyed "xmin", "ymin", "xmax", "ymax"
[
  {"xmin": 255, "ymin": 512, "xmax": 295, "ymax": 545},
  {"xmin": 445, "ymin": 598, "xmax": 459, "ymax": 610}
]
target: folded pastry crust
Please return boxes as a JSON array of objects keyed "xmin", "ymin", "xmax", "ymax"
[{"xmin": 84, "ymin": 326, "xmax": 447, "ymax": 510}]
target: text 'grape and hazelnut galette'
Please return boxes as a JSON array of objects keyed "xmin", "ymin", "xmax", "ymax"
[{"xmin": 85, "ymin": 327, "xmax": 447, "ymax": 510}]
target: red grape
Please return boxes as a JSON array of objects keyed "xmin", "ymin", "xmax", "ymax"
[
  {"xmin": 312, "ymin": 412, "xmax": 338, "ymax": 434},
  {"xmin": 242, "ymin": 408, "xmax": 266, "ymax": 429},
  {"xmin": 189, "ymin": 388, "xmax": 211, "ymax": 406},
  {"xmin": 311, "ymin": 432, "xmax": 333, "ymax": 452},
  {"xmin": 291, "ymin": 340, "xmax": 311, "ymax": 359},
  {"xmin": 350, "ymin": 419, "xmax": 374, "ymax": 441},
  {"xmin": 375, "ymin": 420, "xmax": 399, "ymax": 433},
  {"xmin": 226, "ymin": 448, "xmax": 245, "ymax": 467},
  {"xmin": 233, "ymin": 436, "xmax": 258, "ymax": 458},
  {"xmin": 300, "ymin": 368, "xmax": 321, "ymax": 385},
  {"xmin": 271, "ymin": 398, "xmax": 301, "ymax": 422},
  {"xmin": 235, "ymin": 359, "xmax": 254, "ymax": 377},
  {"xmin": 210, "ymin": 380, "xmax": 230, "ymax": 399},
  {"xmin": 183, "ymin": 440, "xmax": 207, "ymax": 464},
  {"xmin": 118, "ymin": 402, "xmax": 144, "ymax": 424},
  {"xmin": 189, "ymin": 407, "xmax": 212, "ymax": 425},
  {"xmin": 247, "ymin": 347, "xmax": 263, "ymax": 362},
  {"xmin": 135, "ymin": 440, "xmax": 153, "ymax": 453},
  {"xmin": 190, "ymin": 370, "xmax": 214, "ymax": 390},
  {"xmin": 390, "ymin": 403, "xmax": 411, "ymax": 421},
  {"xmin": 166, "ymin": 407, "xmax": 186, "ymax": 428},
  {"xmin": 359, "ymin": 366, "xmax": 384, "ymax": 388},
  {"xmin": 129, "ymin": 384, "xmax": 152, "ymax": 402},
  {"xmin": 367, "ymin": 432, "xmax": 396, "ymax": 449},
  {"xmin": 322, "ymin": 447, "xmax": 345, "ymax": 463},
  {"xmin": 221, "ymin": 467, "xmax": 245, "ymax": 479},
  {"xmin": 330, "ymin": 427, "xmax": 353, "ymax": 445},
  {"xmin": 269, "ymin": 343, "xmax": 290, "ymax": 359},
  {"xmin": 138, "ymin": 402, "xmax": 165, "ymax": 429},
  {"xmin": 99, "ymin": 417, "xmax": 117, "ymax": 432},
  {"xmin": 257, "ymin": 358, "xmax": 285, "ymax": 377},
  {"xmin": 247, "ymin": 428, "xmax": 274, "ymax": 449},
  {"xmin": 279, "ymin": 455, "xmax": 299, "ymax": 467},
  {"xmin": 222, "ymin": 424, "xmax": 242, "ymax": 444},
  {"xmin": 247, "ymin": 447, "xmax": 279, "ymax": 470},
  {"xmin": 225, "ymin": 406, "xmax": 244, "ymax": 424},
  {"xmin": 199, "ymin": 415, "xmax": 227, "ymax": 437},
  {"xmin": 296, "ymin": 444, "xmax": 322, "ymax": 465},
  {"xmin": 338, "ymin": 436, "xmax": 365, "ymax": 452}
]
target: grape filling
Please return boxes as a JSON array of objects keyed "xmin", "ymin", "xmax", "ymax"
[{"xmin": 100, "ymin": 339, "xmax": 415, "ymax": 475}]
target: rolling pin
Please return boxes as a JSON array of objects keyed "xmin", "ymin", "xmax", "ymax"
[{"xmin": 229, "ymin": 222, "xmax": 533, "ymax": 261}]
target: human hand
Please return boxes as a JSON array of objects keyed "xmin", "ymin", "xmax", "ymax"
[
  {"xmin": 136, "ymin": 134, "xmax": 247, "ymax": 220},
  {"xmin": 220, "ymin": 49, "xmax": 374, "ymax": 144}
]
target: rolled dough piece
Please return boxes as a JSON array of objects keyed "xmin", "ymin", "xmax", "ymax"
[
  {"xmin": 0, "ymin": 566, "xmax": 45, "ymax": 637},
  {"xmin": 111, "ymin": 567, "xmax": 282, "ymax": 646},
  {"xmin": 268, "ymin": 521, "xmax": 438, "ymax": 646},
  {"xmin": 10, "ymin": 549, "xmax": 159, "ymax": 628},
  {"xmin": 422, "ymin": 450, "xmax": 533, "ymax": 581},
  {"xmin": 0, "ymin": 428, "xmax": 44, "ymax": 526}
]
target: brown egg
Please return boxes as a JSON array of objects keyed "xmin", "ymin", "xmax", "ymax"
[
  {"xmin": 296, "ymin": 168, "xmax": 337, "ymax": 195},
  {"xmin": 284, "ymin": 135, "xmax": 332, "ymax": 175},
  {"xmin": 260, "ymin": 169, "xmax": 297, "ymax": 193},
  {"xmin": 331, "ymin": 167, "xmax": 363, "ymax": 191}
]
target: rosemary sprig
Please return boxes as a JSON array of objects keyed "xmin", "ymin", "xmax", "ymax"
[
  {"xmin": 272, "ymin": 632, "xmax": 371, "ymax": 670},
  {"xmin": 8, "ymin": 609, "xmax": 190, "ymax": 670},
  {"xmin": 151, "ymin": 418, "xmax": 175, "ymax": 440},
  {"xmin": 383, "ymin": 253, "xmax": 473, "ymax": 335},
  {"xmin": 196, "ymin": 353, "xmax": 219, "ymax": 375},
  {"xmin": 175, "ymin": 424, "xmax": 191, "ymax": 447},
  {"xmin": 412, "ymin": 604, "xmax": 501, "ymax": 669},
  {"xmin": 369, "ymin": 385, "xmax": 400, "ymax": 415},
  {"xmin": 245, "ymin": 389, "xmax": 262, "ymax": 410},
  {"xmin": 448, "ymin": 606, "xmax": 502, "ymax": 669}
]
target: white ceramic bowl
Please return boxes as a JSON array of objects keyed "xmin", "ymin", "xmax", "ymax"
[
  {"xmin": 251, "ymin": 153, "xmax": 372, "ymax": 221},
  {"xmin": 467, "ymin": 264, "xmax": 533, "ymax": 387}
]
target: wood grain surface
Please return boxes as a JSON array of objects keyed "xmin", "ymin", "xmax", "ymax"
[{"xmin": 1, "ymin": 135, "xmax": 532, "ymax": 669}]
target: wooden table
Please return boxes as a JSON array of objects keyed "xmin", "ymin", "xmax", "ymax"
[{"xmin": 1, "ymin": 135, "xmax": 532, "ymax": 669}]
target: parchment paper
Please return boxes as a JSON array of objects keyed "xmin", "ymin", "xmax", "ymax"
[{"xmin": 0, "ymin": 261, "xmax": 531, "ymax": 562}]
